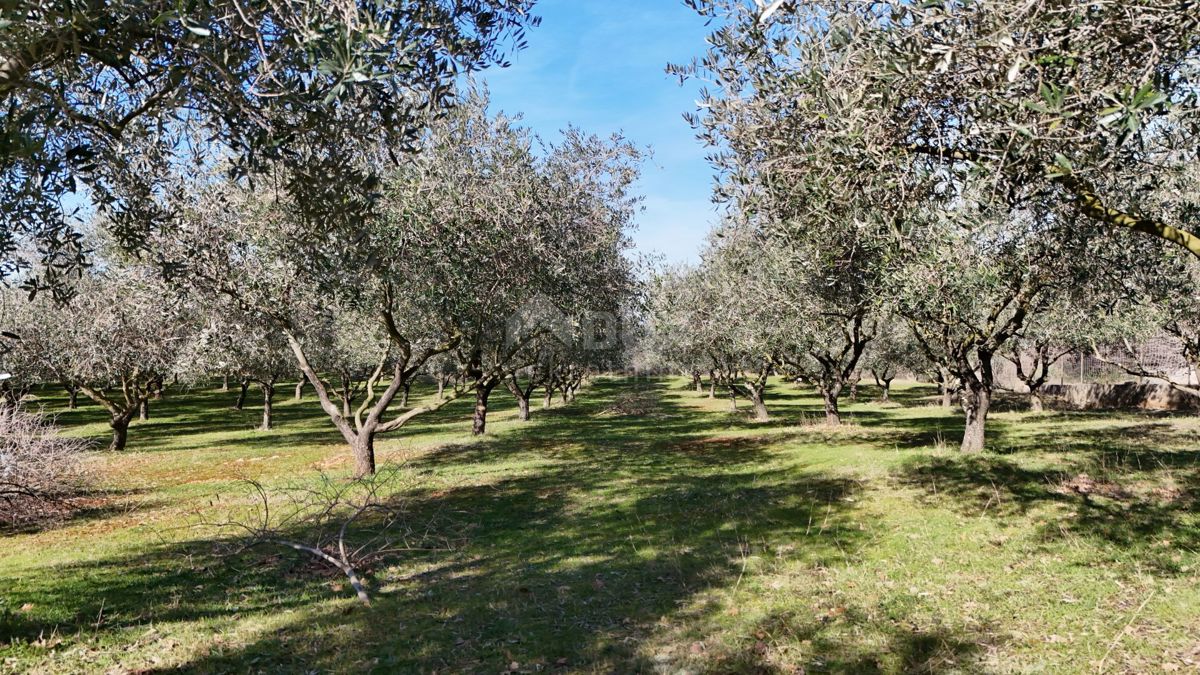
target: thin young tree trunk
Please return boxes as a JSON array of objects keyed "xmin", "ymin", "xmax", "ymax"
[
  {"xmin": 400, "ymin": 381, "xmax": 411, "ymax": 408},
  {"xmin": 881, "ymin": 379, "xmax": 892, "ymax": 402},
  {"xmin": 728, "ymin": 386, "xmax": 738, "ymax": 411},
  {"xmin": 543, "ymin": 386, "xmax": 553, "ymax": 409},
  {"xmin": 692, "ymin": 371, "xmax": 702, "ymax": 393},
  {"xmin": 64, "ymin": 383, "xmax": 78, "ymax": 409},
  {"xmin": 294, "ymin": 378, "xmax": 305, "ymax": 401},
  {"xmin": 437, "ymin": 376, "xmax": 446, "ymax": 401},
  {"xmin": 506, "ymin": 378, "xmax": 531, "ymax": 421},
  {"xmin": 708, "ymin": 371, "xmax": 716, "ymax": 399},
  {"xmin": 139, "ymin": 398, "xmax": 149, "ymax": 421},
  {"xmin": 260, "ymin": 382, "xmax": 275, "ymax": 430},
  {"xmin": 221, "ymin": 374, "xmax": 229, "ymax": 392}
]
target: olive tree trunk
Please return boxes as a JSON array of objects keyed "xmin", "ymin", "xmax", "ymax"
[
  {"xmin": 937, "ymin": 366, "xmax": 954, "ymax": 408},
  {"xmin": 472, "ymin": 381, "xmax": 497, "ymax": 436},
  {"xmin": 960, "ymin": 383, "xmax": 991, "ymax": 453},
  {"xmin": 234, "ymin": 378, "xmax": 250, "ymax": 410},
  {"xmin": 505, "ymin": 377, "xmax": 533, "ymax": 422},
  {"xmin": 1028, "ymin": 388, "xmax": 1045, "ymax": 413},
  {"xmin": 110, "ymin": 416, "xmax": 130, "ymax": 451},
  {"xmin": 260, "ymin": 381, "xmax": 276, "ymax": 430},
  {"xmin": 748, "ymin": 387, "xmax": 769, "ymax": 422},
  {"xmin": 352, "ymin": 434, "xmax": 375, "ymax": 478},
  {"xmin": 821, "ymin": 388, "xmax": 842, "ymax": 426}
]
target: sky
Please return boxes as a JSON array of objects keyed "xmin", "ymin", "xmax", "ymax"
[{"xmin": 481, "ymin": 1, "xmax": 719, "ymax": 265}]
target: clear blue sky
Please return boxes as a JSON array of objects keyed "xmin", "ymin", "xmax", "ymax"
[{"xmin": 482, "ymin": 0, "xmax": 717, "ymax": 265}]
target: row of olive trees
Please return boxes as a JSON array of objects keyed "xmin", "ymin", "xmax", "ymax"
[
  {"xmin": 647, "ymin": 0, "xmax": 1200, "ymax": 453},
  {"xmin": 2, "ymin": 94, "xmax": 642, "ymax": 472}
]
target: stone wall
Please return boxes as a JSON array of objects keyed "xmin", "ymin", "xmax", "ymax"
[{"xmin": 1042, "ymin": 382, "xmax": 1200, "ymax": 411}]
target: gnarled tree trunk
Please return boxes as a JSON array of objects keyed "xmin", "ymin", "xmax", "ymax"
[
  {"xmin": 472, "ymin": 381, "xmax": 497, "ymax": 436},
  {"xmin": 1028, "ymin": 388, "xmax": 1045, "ymax": 413},
  {"xmin": 960, "ymin": 383, "xmax": 991, "ymax": 453},
  {"xmin": 748, "ymin": 387, "xmax": 768, "ymax": 421},
  {"xmin": 821, "ymin": 388, "xmax": 841, "ymax": 426},
  {"xmin": 110, "ymin": 416, "xmax": 130, "ymax": 451}
]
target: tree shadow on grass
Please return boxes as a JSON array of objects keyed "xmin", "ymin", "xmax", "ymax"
[
  {"xmin": 702, "ymin": 606, "xmax": 997, "ymax": 674},
  {"xmin": 895, "ymin": 449, "xmax": 1200, "ymax": 574}
]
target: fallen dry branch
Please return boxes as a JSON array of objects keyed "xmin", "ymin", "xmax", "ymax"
[
  {"xmin": 0, "ymin": 405, "xmax": 92, "ymax": 528},
  {"xmin": 202, "ymin": 465, "xmax": 447, "ymax": 605}
]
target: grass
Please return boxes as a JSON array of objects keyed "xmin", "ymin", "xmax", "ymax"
[{"xmin": 2, "ymin": 377, "xmax": 1199, "ymax": 673}]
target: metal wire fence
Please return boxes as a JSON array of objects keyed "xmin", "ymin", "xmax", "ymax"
[{"xmin": 992, "ymin": 335, "xmax": 1198, "ymax": 391}]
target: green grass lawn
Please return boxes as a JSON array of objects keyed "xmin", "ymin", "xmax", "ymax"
[{"xmin": 2, "ymin": 377, "xmax": 1199, "ymax": 673}]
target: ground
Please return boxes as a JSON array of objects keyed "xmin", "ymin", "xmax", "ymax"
[{"xmin": 2, "ymin": 378, "xmax": 1199, "ymax": 673}]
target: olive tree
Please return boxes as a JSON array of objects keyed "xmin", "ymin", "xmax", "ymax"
[
  {"xmin": 892, "ymin": 197, "xmax": 1104, "ymax": 450},
  {"xmin": 1003, "ymin": 304, "xmax": 1086, "ymax": 412},
  {"xmin": 683, "ymin": 0, "xmax": 1200, "ymax": 266},
  {"xmin": 645, "ymin": 267, "xmax": 712, "ymax": 394},
  {"xmin": 8, "ymin": 264, "xmax": 190, "ymax": 449},
  {"xmin": 166, "ymin": 179, "xmax": 465, "ymax": 478},
  {"xmin": 183, "ymin": 303, "xmax": 295, "ymax": 430},
  {"xmin": 0, "ymin": 0, "xmax": 538, "ymax": 297},
  {"xmin": 426, "ymin": 111, "xmax": 641, "ymax": 436},
  {"xmin": 166, "ymin": 90, "xmax": 638, "ymax": 473},
  {"xmin": 696, "ymin": 227, "xmax": 782, "ymax": 421},
  {"xmin": 860, "ymin": 319, "xmax": 926, "ymax": 403}
]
